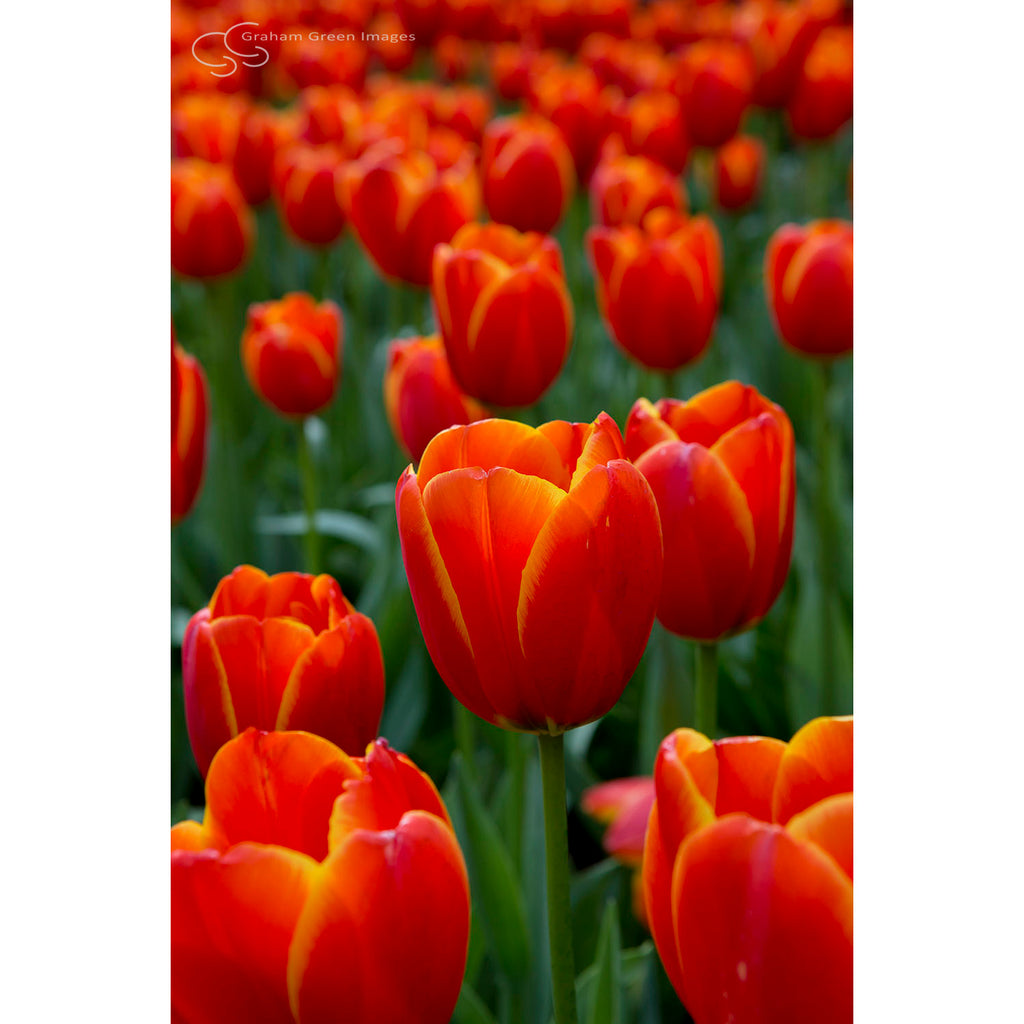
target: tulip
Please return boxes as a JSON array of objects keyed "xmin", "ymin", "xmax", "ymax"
[
  {"xmin": 581, "ymin": 34, "xmax": 673, "ymax": 97},
  {"xmin": 383, "ymin": 334, "xmax": 490, "ymax": 463},
  {"xmin": 182, "ymin": 565, "xmax": 384, "ymax": 777},
  {"xmin": 713, "ymin": 134, "xmax": 765, "ymax": 211},
  {"xmin": 272, "ymin": 142, "xmax": 348, "ymax": 248},
  {"xmin": 587, "ymin": 208, "xmax": 722, "ymax": 371},
  {"xmin": 673, "ymin": 39, "xmax": 755, "ymax": 148},
  {"xmin": 171, "ymin": 159, "xmax": 254, "ymax": 279},
  {"xmin": 608, "ymin": 90, "xmax": 690, "ymax": 176},
  {"xmin": 241, "ymin": 293, "xmax": 342, "ymax": 418},
  {"xmin": 788, "ymin": 25, "xmax": 853, "ymax": 141},
  {"xmin": 172, "ymin": 728, "xmax": 469, "ymax": 1024},
  {"xmin": 625, "ymin": 382, "xmax": 796, "ymax": 643},
  {"xmin": 234, "ymin": 103, "xmax": 290, "ymax": 205},
  {"xmin": 589, "ymin": 143, "xmax": 687, "ymax": 228},
  {"xmin": 489, "ymin": 43, "xmax": 560, "ymax": 101},
  {"xmin": 642, "ymin": 717, "xmax": 853, "ymax": 1024},
  {"xmin": 765, "ymin": 220, "xmax": 853, "ymax": 358},
  {"xmin": 171, "ymin": 93, "xmax": 244, "ymax": 167},
  {"xmin": 482, "ymin": 113, "xmax": 576, "ymax": 234},
  {"xmin": 341, "ymin": 138, "xmax": 479, "ymax": 287},
  {"xmin": 396, "ymin": 413, "xmax": 663, "ymax": 1024},
  {"xmin": 432, "ymin": 222, "xmax": 574, "ymax": 407},
  {"xmin": 171, "ymin": 330, "xmax": 209, "ymax": 525},
  {"xmin": 278, "ymin": 34, "xmax": 368, "ymax": 93},
  {"xmin": 298, "ymin": 85, "xmax": 363, "ymax": 147}
]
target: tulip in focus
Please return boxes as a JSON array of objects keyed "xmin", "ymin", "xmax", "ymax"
[
  {"xmin": 171, "ymin": 330, "xmax": 208, "ymax": 525},
  {"xmin": 588, "ymin": 208, "xmax": 722, "ymax": 371},
  {"xmin": 643, "ymin": 716, "xmax": 853, "ymax": 1024},
  {"xmin": 625, "ymin": 382, "xmax": 795, "ymax": 641},
  {"xmin": 272, "ymin": 142, "xmax": 348, "ymax": 248},
  {"xmin": 182, "ymin": 565, "xmax": 384, "ymax": 776},
  {"xmin": 673, "ymin": 39, "xmax": 756, "ymax": 148},
  {"xmin": 589, "ymin": 143, "xmax": 687, "ymax": 228},
  {"xmin": 341, "ymin": 138, "xmax": 479, "ymax": 286},
  {"xmin": 765, "ymin": 220, "xmax": 853, "ymax": 357},
  {"xmin": 482, "ymin": 113, "xmax": 576, "ymax": 234},
  {"xmin": 432, "ymin": 222, "xmax": 574, "ymax": 407},
  {"xmin": 383, "ymin": 335, "xmax": 490, "ymax": 463},
  {"xmin": 172, "ymin": 728, "xmax": 469, "ymax": 1024},
  {"xmin": 713, "ymin": 134, "xmax": 765, "ymax": 211},
  {"xmin": 788, "ymin": 25, "xmax": 853, "ymax": 141},
  {"xmin": 171, "ymin": 159, "xmax": 254, "ymax": 279},
  {"xmin": 242, "ymin": 293, "xmax": 342, "ymax": 418},
  {"xmin": 395, "ymin": 414, "xmax": 663, "ymax": 732}
]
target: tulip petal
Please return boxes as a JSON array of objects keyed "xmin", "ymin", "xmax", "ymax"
[
  {"xmin": 713, "ymin": 736, "xmax": 787, "ymax": 820},
  {"xmin": 182, "ymin": 611, "xmax": 239, "ymax": 778},
  {"xmin": 624, "ymin": 398, "xmax": 680, "ymax": 461},
  {"xmin": 773, "ymin": 715, "xmax": 854, "ymax": 824},
  {"xmin": 654, "ymin": 728, "xmax": 718, "ymax": 863},
  {"xmin": 641, "ymin": 806, "xmax": 687, "ymax": 1001},
  {"xmin": 581, "ymin": 776, "xmax": 654, "ymax": 826},
  {"xmin": 787, "ymin": 792, "xmax": 853, "ymax": 880},
  {"xmin": 208, "ymin": 564, "xmax": 270, "ymax": 619}
]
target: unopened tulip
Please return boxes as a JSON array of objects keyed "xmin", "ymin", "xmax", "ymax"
[
  {"xmin": 482, "ymin": 113, "xmax": 576, "ymax": 234},
  {"xmin": 673, "ymin": 39, "xmax": 755, "ymax": 148},
  {"xmin": 171, "ymin": 159, "xmax": 254, "ymax": 279},
  {"xmin": 172, "ymin": 728, "xmax": 469, "ymax": 1024},
  {"xmin": 341, "ymin": 138, "xmax": 479, "ymax": 286},
  {"xmin": 609, "ymin": 90, "xmax": 690, "ymax": 175},
  {"xmin": 625, "ymin": 382, "xmax": 795, "ymax": 641},
  {"xmin": 643, "ymin": 717, "xmax": 853, "ymax": 1024},
  {"xmin": 273, "ymin": 142, "xmax": 348, "ymax": 248},
  {"xmin": 432, "ymin": 223, "xmax": 574, "ymax": 407},
  {"xmin": 588, "ymin": 208, "xmax": 721, "ymax": 371},
  {"xmin": 182, "ymin": 565, "xmax": 384, "ymax": 776},
  {"xmin": 396, "ymin": 414, "xmax": 663, "ymax": 732},
  {"xmin": 171, "ymin": 331, "xmax": 208, "ymax": 525},
  {"xmin": 383, "ymin": 335, "xmax": 490, "ymax": 463},
  {"xmin": 242, "ymin": 293, "xmax": 342, "ymax": 418},
  {"xmin": 788, "ymin": 26, "xmax": 853, "ymax": 140},
  {"xmin": 589, "ymin": 144, "xmax": 687, "ymax": 227},
  {"xmin": 765, "ymin": 220, "xmax": 853, "ymax": 357},
  {"xmin": 713, "ymin": 134, "xmax": 765, "ymax": 210}
]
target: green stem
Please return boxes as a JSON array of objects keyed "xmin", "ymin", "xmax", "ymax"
[
  {"xmin": 537, "ymin": 732, "xmax": 578, "ymax": 1024},
  {"xmin": 314, "ymin": 246, "xmax": 332, "ymax": 301},
  {"xmin": 454, "ymin": 700, "xmax": 475, "ymax": 765},
  {"xmin": 694, "ymin": 642, "xmax": 718, "ymax": 738},
  {"xmin": 661, "ymin": 369, "xmax": 679, "ymax": 399},
  {"xmin": 297, "ymin": 421, "xmax": 320, "ymax": 573},
  {"xmin": 814, "ymin": 361, "xmax": 837, "ymax": 714},
  {"xmin": 503, "ymin": 730, "xmax": 525, "ymax": 876}
]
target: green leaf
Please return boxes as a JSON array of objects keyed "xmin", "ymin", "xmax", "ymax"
[
  {"xmin": 378, "ymin": 645, "xmax": 428, "ymax": 752},
  {"xmin": 585, "ymin": 899, "xmax": 623, "ymax": 1024},
  {"xmin": 255, "ymin": 510, "xmax": 381, "ymax": 554},
  {"xmin": 452, "ymin": 983, "xmax": 499, "ymax": 1024}
]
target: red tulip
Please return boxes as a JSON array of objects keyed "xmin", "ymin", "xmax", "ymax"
[
  {"xmin": 242, "ymin": 293, "xmax": 342, "ymax": 418},
  {"xmin": 171, "ymin": 330, "xmax": 209, "ymax": 525},
  {"xmin": 432, "ymin": 222, "xmax": 574, "ymax": 407},
  {"xmin": 482, "ymin": 113, "xmax": 576, "ymax": 234},
  {"xmin": 277, "ymin": 34, "xmax": 368, "ymax": 93},
  {"xmin": 625, "ymin": 382, "xmax": 795, "ymax": 640},
  {"xmin": 788, "ymin": 26, "xmax": 853, "ymax": 141},
  {"xmin": 171, "ymin": 159, "xmax": 254, "ymax": 279},
  {"xmin": 172, "ymin": 728, "xmax": 469, "ymax": 1024},
  {"xmin": 713, "ymin": 134, "xmax": 765, "ymax": 211},
  {"xmin": 587, "ymin": 208, "xmax": 722, "ymax": 371},
  {"xmin": 581, "ymin": 34, "xmax": 673, "ymax": 97},
  {"xmin": 589, "ymin": 142, "xmax": 687, "ymax": 228},
  {"xmin": 765, "ymin": 220, "xmax": 853, "ymax": 357},
  {"xmin": 673, "ymin": 39, "xmax": 756, "ymax": 148},
  {"xmin": 297, "ymin": 85, "xmax": 363, "ymax": 147},
  {"xmin": 642, "ymin": 717, "xmax": 853, "ymax": 1024},
  {"xmin": 608, "ymin": 89, "xmax": 691, "ymax": 175},
  {"xmin": 383, "ymin": 334, "xmax": 490, "ymax": 463},
  {"xmin": 272, "ymin": 141, "xmax": 348, "ymax": 248},
  {"xmin": 395, "ymin": 414, "xmax": 663, "ymax": 732},
  {"xmin": 182, "ymin": 565, "xmax": 384, "ymax": 776}
]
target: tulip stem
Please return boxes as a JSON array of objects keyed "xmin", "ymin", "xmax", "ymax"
[
  {"xmin": 537, "ymin": 731, "xmax": 578, "ymax": 1024},
  {"xmin": 694, "ymin": 642, "xmax": 718, "ymax": 737},
  {"xmin": 815, "ymin": 361, "xmax": 838, "ymax": 713},
  {"xmin": 297, "ymin": 420, "xmax": 320, "ymax": 573},
  {"xmin": 314, "ymin": 246, "xmax": 332, "ymax": 301}
]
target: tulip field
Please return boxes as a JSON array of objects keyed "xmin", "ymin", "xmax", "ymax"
[{"xmin": 170, "ymin": 1, "xmax": 854, "ymax": 1022}]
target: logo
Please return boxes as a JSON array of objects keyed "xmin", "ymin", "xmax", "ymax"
[{"xmin": 192, "ymin": 22, "xmax": 270, "ymax": 78}]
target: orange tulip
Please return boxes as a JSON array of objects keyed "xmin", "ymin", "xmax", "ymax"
[
  {"xmin": 788, "ymin": 25, "xmax": 853, "ymax": 140},
  {"xmin": 432, "ymin": 222, "xmax": 574, "ymax": 407},
  {"xmin": 581, "ymin": 34, "xmax": 673, "ymax": 96},
  {"xmin": 533, "ymin": 0, "xmax": 632, "ymax": 52},
  {"xmin": 625, "ymin": 382, "xmax": 795, "ymax": 640},
  {"xmin": 278, "ymin": 34, "xmax": 368, "ymax": 93},
  {"xmin": 642, "ymin": 717, "xmax": 853, "ymax": 1024},
  {"xmin": 589, "ymin": 143, "xmax": 687, "ymax": 227},
  {"xmin": 171, "ymin": 159, "xmax": 254, "ymax": 279},
  {"xmin": 673, "ymin": 39, "xmax": 755, "ymax": 148},
  {"xmin": 297, "ymin": 85, "xmax": 363, "ymax": 147},
  {"xmin": 364, "ymin": 11, "xmax": 416, "ymax": 73},
  {"xmin": 172, "ymin": 728, "xmax": 469, "ymax": 1024},
  {"xmin": 587, "ymin": 208, "xmax": 722, "ymax": 371},
  {"xmin": 383, "ymin": 334, "xmax": 490, "ymax": 463},
  {"xmin": 182, "ymin": 565, "xmax": 384, "ymax": 777},
  {"xmin": 171, "ymin": 330, "xmax": 209, "ymax": 525},
  {"xmin": 272, "ymin": 142, "xmax": 348, "ymax": 248},
  {"xmin": 489, "ymin": 42, "xmax": 560, "ymax": 101},
  {"xmin": 713, "ymin": 134, "xmax": 765, "ymax": 211},
  {"xmin": 608, "ymin": 89, "xmax": 690, "ymax": 175},
  {"xmin": 341, "ymin": 138, "xmax": 479, "ymax": 286},
  {"xmin": 482, "ymin": 113, "xmax": 576, "ymax": 234},
  {"xmin": 395, "ymin": 414, "xmax": 663, "ymax": 732},
  {"xmin": 242, "ymin": 293, "xmax": 342, "ymax": 418},
  {"xmin": 765, "ymin": 220, "xmax": 853, "ymax": 357}
]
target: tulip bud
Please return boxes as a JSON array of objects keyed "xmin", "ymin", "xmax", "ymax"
[
  {"xmin": 432, "ymin": 222, "xmax": 574, "ymax": 407},
  {"xmin": 587, "ymin": 209, "xmax": 721, "ymax": 372},
  {"xmin": 673, "ymin": 39, "xmax": 755, "ymax": 148},
  {"xmin": 482, "ymin": 113, "xmax": 576, "ymax": 235},
  {"xmin": 396, "ymin": 414, "xmax": 663, "ymax": 733},
  {"xmin": 171, "ymin": 331, "xmax": 208, "ymax": 525},
  {"xmin": 712, "ymin": 134, "xmax": 765, "ymax": 211},
  {"xmin": 589, "ymin": 143, "xmax": 687, "ymax": 228},
  {"xmin": 765, "ymin": 220, "xmax": 853, "ymax": 357},
  {"xmin": 171, "ymin": 159, "xmax": 254, "ymax": 279},
  {"xmin": 182, "ymin": 566, "xmax": 384, "ymax": 776},
  {"xmin": 788, "ymin": 26, "xmax": 853, "ymax": 141},
  {"xmin": 242, "ymin": 293, "xmax": 342, "ymax": 418},
  {"xmin": 272, "ymin": 142, "xmax": 348, "ymax": 248},
  {"xmin": 626, "ymin": 382, "xmax": 795, "ymax": 641},
  {"xmin": 383, "ymin": 335, "xmax": 490, "ymax": 463}
]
